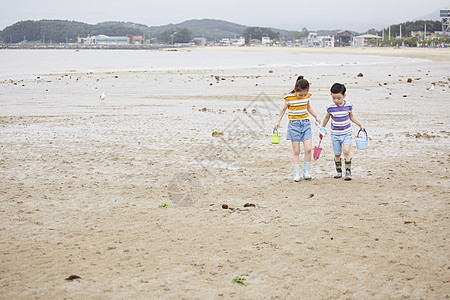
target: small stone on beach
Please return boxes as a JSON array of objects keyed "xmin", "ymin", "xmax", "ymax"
[{"xmin": 65, "ymin": 275, "xmax": 81, "ymax": 281}]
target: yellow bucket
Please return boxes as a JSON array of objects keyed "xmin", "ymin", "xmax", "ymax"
[{"xmin": 271, "ymin": 130, "xmax": 281, "ymax": 144}]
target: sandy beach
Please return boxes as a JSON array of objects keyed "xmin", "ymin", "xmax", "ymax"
[{"xmin": 0, "ymin": 47, "xmax": 449, "ymax": 299}]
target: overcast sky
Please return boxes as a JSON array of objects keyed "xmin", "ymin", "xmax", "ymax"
[{"xmin": 1, "ymin": 0, "xmax": 448, "ymax": 32}]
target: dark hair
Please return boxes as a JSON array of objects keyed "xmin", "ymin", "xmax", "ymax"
[
  {"xmin": 290, "ymin": 75, "xmax": 310, "ymax": 93},
  {"xmin": 330, "ymin": 83, "xmax": 346, "ymax": 95}
]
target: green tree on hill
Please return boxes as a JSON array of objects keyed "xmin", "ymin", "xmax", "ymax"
[
  {"xmin": 90, "ymin": 24, "xmax": 143, "ymax": 36},
  {"xmin": 243, "ymin": 27, "xmax": 280, "ymax": 43},
  {"xmin": 160, "ymin": 27, "xmax": 193, "ymax": 44}
]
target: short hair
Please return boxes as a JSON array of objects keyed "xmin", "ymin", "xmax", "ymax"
[
  {"xmin": 330, "ymin": 83, "xmax": 346, "ymax": 95},
  {"xmin": 293, "ymin": 75, "xmax": 310, "ymax": 92}
]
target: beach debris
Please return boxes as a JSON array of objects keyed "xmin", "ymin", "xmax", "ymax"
[
  {"xmin": 407, "ymin": 78, "xmax": 413, "ymax": 83},
  {"xmin": 251, "ymin": 108, "xmax": 257, "ymax": 114},
  {"xmin": 402, "ymin": 95, "xmax": 407, "ymax": 97},
  {"xmin": 212, "ymin": 131, "xmax": 224, "ymax": 137},
  {"xmin": 231, "ymin": 276, "xmax": 248, "ymax": 286},
  {"xmin": 243, "ymin": 203, "xmax": 256, "ymax": 207},
  {"xmin": 308, "ymin": 193, "xmax": 314, "ymax": 198},
  {"xmin": 269, "ymin": 70, "xmax": 273, "ymax": 73},
  {"xmin": 222, "ymin": 204, "xmax": 228, "ymax": 209},
  {"xmin": 404, "ymin": 221, "xmax": 420, "ymax": 228},
  {"xmin": 65, "ymin": 275, "xmax": 81, "ymax": 281},
  {"xmin": 357, "ymin": 73, "xmax": 363, "ymax": 77},
  {"xmin": 99, "ymin": 91, "xmax": 106, "ymax": 100},
  {"xmin": 158, "ymin": 204, "xmax": 169, "ymax": 209},
  {"xmin": 307, "ymin": 246, "xmax": 315, "ymax": 251},
  {"xmin": 426, "ymin": 83, "xmax": 435, "ymax": 91}
]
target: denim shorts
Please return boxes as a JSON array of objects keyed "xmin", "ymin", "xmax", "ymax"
[
  {"xmin": 286, "ymin": 119, "xmax": 312, "ymax": 143},
  {"xmin": 331, "ymin": 133, "xmax": 352, "ymax": 155}
]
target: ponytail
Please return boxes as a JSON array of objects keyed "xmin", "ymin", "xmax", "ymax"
[{"xmin": 290, "ymin": 75, "xmax": 310, "ymax": 93}]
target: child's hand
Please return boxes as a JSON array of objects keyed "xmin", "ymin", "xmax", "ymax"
[
  {"xmin": 273, "ymin": 122, "xmax": 280, "ymax": 130},
  {"xmin": 360, "ymin": 124, "xmax": 366, "ymax": 131}
]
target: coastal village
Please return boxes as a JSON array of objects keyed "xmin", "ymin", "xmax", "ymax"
[
  {"xmin": 2, "ymin": 9, "xmax": 449, "ymax": 49},
  {"xmin": 76, "ymin": 28, "xmax": 448, "ymax": 48},
  {"xmin": 73, "ymin": 10, "xmax": 449, "ymax": 48}
]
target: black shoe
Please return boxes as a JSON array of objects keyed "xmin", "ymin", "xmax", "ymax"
[
  {"xmin": 344, "ymin": 160, "xmax": 352, "ymax": 181},
  {"xmin": 344, "ymin": 169, "xmax": 352, "ymax": 181},
  {"xmin": 334, "ymin": 160, "xmax": 342, "ymax": 179}
]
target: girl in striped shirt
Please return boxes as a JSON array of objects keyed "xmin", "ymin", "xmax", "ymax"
[
  {"xmin": 274, "ymin": 76, "xmax": 321, "ymax": 182},
  {"xmin": 321, "ymin": 83, "xmax": 365, "ymax": 180}
]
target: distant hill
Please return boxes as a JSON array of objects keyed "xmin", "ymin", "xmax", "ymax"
[
  {"xmin": 0, "ymin": 17, "xmax": 444, "ymax": 44},
  {"xmin": 0, "ymin": 20, "xmax": 144, "ymax": 43},
  {"xmin": 146, "ymin": 19, "xmax": 247, "ymax": 41},
  {"xmin": 0, "ymin": 18, "xmax": 307, "ymax": 43}
]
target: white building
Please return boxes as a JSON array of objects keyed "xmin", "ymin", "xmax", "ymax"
[
  {"xmin": 220, "ymin": 38, "xmax": 231, "ymax": 46},
  {"xmin": 77, "ymin": 35, "xmax": 129, "ymax": 45},
  {"xmin": 262, "ymin": 36, "xmax": 272, "ymax": 45},
  {"xmin": 305, "ymin": 33, "xmax": 334, "ymax": 47},
  {"xmin": 233, "ymin": 37, "xmax": 246, "ymax": 46},
  {"xmin": 353, "ymin": 34, "xmax": 382, "ymax": 47}
]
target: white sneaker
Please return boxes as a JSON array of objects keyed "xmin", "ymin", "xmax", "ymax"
[
  {"xmin": 303, "ymin": 162, "xmax": 312, "ymax": 180},
  {"xmin": 293, "ymin": 164, "xmax": 301, "ymax": 182}
]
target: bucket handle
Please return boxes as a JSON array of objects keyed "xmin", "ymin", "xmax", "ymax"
[
  {"xmin": 357, "ymin": 129, "xmax": 368, "ymax": 140},
  {"xmin": 272, "ymin": 129, "xmax": 279, "ymax": 135}
]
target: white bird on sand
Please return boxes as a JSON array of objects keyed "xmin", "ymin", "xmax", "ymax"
[
  {"xmin": 426, "ymin": 83, "xmax": 435, "ymax": 91},
  {"xmin": 99, "ymin": 92, "xmax": 106, "ymax": 100}
]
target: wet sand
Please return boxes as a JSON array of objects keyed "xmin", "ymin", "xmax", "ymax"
[{"xmin": 0, "ymin": 47, "xmax": 449, "ymax": 299}]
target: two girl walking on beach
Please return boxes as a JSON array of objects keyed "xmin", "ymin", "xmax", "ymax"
[{"xmin": 274, "ymin": 76, "xmax": 365, "ymax": 181}]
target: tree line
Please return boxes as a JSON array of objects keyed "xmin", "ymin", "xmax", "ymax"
[
  {"xmin": 0, "ymin": 19, "xmax": 446, "ymax": 44},
  {"xmin": 1, "ymin": 20, "xmax": 146, "ymax": 44}
]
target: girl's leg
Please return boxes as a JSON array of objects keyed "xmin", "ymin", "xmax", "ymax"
[
  {"xmin": 292, "ymin": 142, "xmax": 301, "ymax": 164},
  {"xmin": 292, "ymin": 142, "xmax": 301, "ymax": 181},
  {"xmin": 302, "ymin": 138, "xmax": 312, "ymax": 180},
  {"xmin": 303, "ymin": 138, "xmax": 312, "ymax": 162}
]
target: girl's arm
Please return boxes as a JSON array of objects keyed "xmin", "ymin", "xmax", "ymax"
[
  {"xmin": 307, "ymin": 101, "xmax": 321, "ymax": 124},
  {"xmin": 274, "ymin": 102, "xmax": 288, "ymax": 130},
  {"xmin": 321, "ymin": 112, "xmax": 331, "ymax": 128},
  {"xmin": 349, "ymin": 111, "xmax": 365, "ymax": 130}
]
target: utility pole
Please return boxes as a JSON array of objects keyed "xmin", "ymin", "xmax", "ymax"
[
  {"xmin": 424, "ymin": 23, "xmax": 427, "ymax": 41},
  {"xmin": 388, "ymin": 26, "xmax": 391, "ymax": 44},
  {"xmin": 400, "ymin": 24, "xmax": 402, "ymax": 39}
]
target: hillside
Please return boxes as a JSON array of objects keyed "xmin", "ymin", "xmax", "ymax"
[
  {"xmin": 0, "ymin": 18, "xmax": 444, "ymax": 44},
  {"xmin": 0, "ymin": 19, "xmax": 307, "ymax": 44},
  {"xmin": 145, "ymin": 19, "xmax": 248, "ymax": 41}
]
